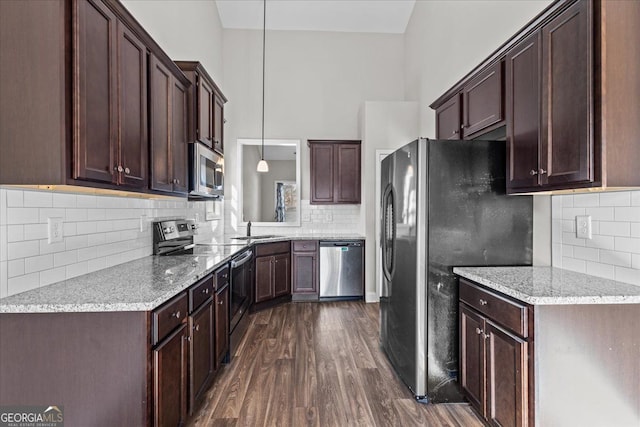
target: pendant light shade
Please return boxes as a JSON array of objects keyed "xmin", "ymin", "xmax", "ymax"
[{"xmin": 257, "ymin": 0, "xmax": 269, "ymax": 173}]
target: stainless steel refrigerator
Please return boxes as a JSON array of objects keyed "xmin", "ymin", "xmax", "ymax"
[{"xmin": 380, "ymin": 138, "xmax": 532, "ymax": 402}]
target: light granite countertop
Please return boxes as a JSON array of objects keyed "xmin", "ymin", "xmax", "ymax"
[
  {"xmin": 454, "ymin": 266, "xmax": 640, "ymax": 305},
  {"xmin": 0, "ymin": 234, "xmax": 365, "ymax": 314}
]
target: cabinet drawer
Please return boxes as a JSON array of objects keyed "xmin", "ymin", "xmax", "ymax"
[
  {"xmin": 189, "ymin": 275, "xmax": 214, "ymax": 312},
  {"xmin": 153, "ymin": 293, "xmax": 188, "ymax": 345},
  {"xmin": 292, "ymin": 240, "xmax": 317, "ymax": 252},
  {"xmin": 255, "ymin": 241, "xmax": 290, "ymax": 257},
  {"xmin": 459, "ymin": 278, "xmax": 528, "ymax": 338},
  {"xmin": 215, "ymin": 265, "xmax": 230, "ymax": 290}
]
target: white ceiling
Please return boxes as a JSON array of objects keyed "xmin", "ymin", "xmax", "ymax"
[{"xmin": 215, "ymin": 0, "xmax": 416, "ymax": 34}]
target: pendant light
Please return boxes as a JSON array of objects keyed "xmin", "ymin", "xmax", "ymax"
[{"xmin": 256, "ymin": 0, "xmax": 269, "ymax": 173}]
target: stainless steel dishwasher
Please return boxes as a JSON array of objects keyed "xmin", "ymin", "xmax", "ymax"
[{"xmin": 319, "ymin": 240, "xmax": 364, "ymax": 299}]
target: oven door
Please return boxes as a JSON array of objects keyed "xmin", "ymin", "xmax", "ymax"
[
  {"xmin": 190, "ymin": 142, "xmax": 224, "ymax": 199},
  {"xmin": 229, "ymin": 250, "xmax": 253, "ymax": 333}
]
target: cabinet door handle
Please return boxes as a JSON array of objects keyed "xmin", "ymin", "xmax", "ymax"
[
  {"xmin": 194, "ymin": 324, "xmax": 200, "ymax": 332},
  {"xmin": 483, "ymin": 332, "xmax": 491, "ymax": 340},
  {"xmin": 479, "ymin": 299, "xmax": 488, "ymax": 306},
  {"xmin": 124, "ymin": 167, "xmax": 130, "ymax": 174},
  {"xmin": 116, "ymin": 165, "xmax": 124, "ymax": 173},
  {"xmin": 453, "ymin": 129, "xmax": 459, "ymax": 135},
  {"xmin": 185, "ymin": 335, "xmax": 191, "ymax": 342},
  {"xmin": 539, "ymin": 168, "xmax": 547, "ymax": 175},
  {"xmin": 475, "ymin": 327, "xmax": 483, "ymax": 335},
  {"xmin": 171, "ymin": 310, "xmax": 181, "ymax": 319},
  {"xmin": 529, "ymin": 169, "xmax": 538, "ymax": 176},
  {"xmin": 218, "ymin": 300, "xmax": 224, "ymax": 305}
]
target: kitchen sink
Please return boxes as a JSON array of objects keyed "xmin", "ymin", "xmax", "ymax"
[{"xmin": 231, "ymin": 235, "xmax": 282, "ymax": 241}]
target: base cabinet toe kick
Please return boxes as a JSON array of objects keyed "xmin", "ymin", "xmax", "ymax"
[{"xmin": 458, "ymin": 277, "xmax": 640, "ymax": 427}]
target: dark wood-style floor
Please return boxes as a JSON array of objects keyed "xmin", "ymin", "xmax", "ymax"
[{"xmin": 189, "ymin": 301, "xmax": 483, "ymax": 427}]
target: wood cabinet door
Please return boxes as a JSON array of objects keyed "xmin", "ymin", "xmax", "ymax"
[
  {"xmin": 335, "ymin": 143, "xmax": 361, "ymax": 203},
  {"xmin": 506, "ymin": 32, "xmax": 541, "ymax": 192},
  {"xmin": 310, "ymin": 143, "xmax": 335, "ymax": 203},
  {"xmin": 153, "ymin": 323, "xmax": 187, "ymax": 427},
  {"xmin": 172, "ymin": 78, "xmax": 188, "ymax": 194},
  {"xmin": 463, "ymin": 61, "xmax": 504, "ymax": 138},
  {"xmin": 541, "ymin": 0, "xmax": 593, "ymax": 188},
  {"xmin": 117, "ymin": 23, "xmax": 147, "ymax": 188},
  {"xmin": 213, "ymin": 92, "xmax": 224, "ymax": 154},
  {"xmin": 273, "ymin": 253, "xmax": 291, "ymax": 297},
  {"xmin": 459, "ymin": 304, "xmax": 486, "ymax": 417},
  {"xmin": 436, "ymin": 94, "xmax": 462, "ymax": 140},
  {"xmin": 189, "ymin": 300, "xmax": 214, "ymax": 414},
  {"xmin": 197, "ymin": 75, "xmax": 214, "ymax": 147},
  {"xmin": 485, "ymin": 321, "xmax": 528, "ymax": 427},
  {"xmin": 149, "ymin": 56, "xmax": 173, "ymax": 193},
  {"xmin": 292, "ymin": 252, "xmax": 317, "ymax": 294},
  {"xmin": 214, "ymin": 286, "xmax": 229, "ymax": 368},
  {"xmin": 255, "ymin": 256, "xmax": 274, "ymax": 303},
  {"xmin": 74, "ymin": 0, "xmax": 117, "ymax": 184}
]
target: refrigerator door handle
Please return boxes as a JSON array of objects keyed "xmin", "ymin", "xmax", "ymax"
[{"xmin": 381, "ymin": 183, "xmax": 396, "ymax": 282}]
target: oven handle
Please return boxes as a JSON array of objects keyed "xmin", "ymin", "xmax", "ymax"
[
  {"xmin": 231, "ymin": 251, "xmax": 253, "ymax": 268},
  {"xmin": 162, "ymin": 243, "xmax": 195, "ymax": 255}
]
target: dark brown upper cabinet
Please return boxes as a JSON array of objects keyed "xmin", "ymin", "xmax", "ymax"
[
  {"xmin": 435, "ymin": 61, "xmax": 504, "ymax": 140},
  {"xmin": 308, "ymin": 140, "xmax": 361, "ymax": 204},
  {"xmin": 175, "ymin": 61, "xmax": 227, "ymax": 154},
  {"xmin": 74, "ymin": 0, "xmax": 148, "ymax": 189},
  {"xmin": 149, "ymin": 56, "xmax": 189, "ymax": 195},
  {"xmin": 0, "ymin": 0, "xmax": 191, "ymax": 196}
]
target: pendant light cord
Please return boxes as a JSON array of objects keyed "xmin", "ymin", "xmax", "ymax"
[{"xmin": 261, "ymin": 0, "xmax": 266, "ymax": 160}]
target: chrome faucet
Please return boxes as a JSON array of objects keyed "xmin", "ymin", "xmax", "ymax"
[{"xmin": 247, "ymin": 221, "xmax": 251, "ymax": 237}]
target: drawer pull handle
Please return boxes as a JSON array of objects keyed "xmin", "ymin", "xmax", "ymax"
[
  {"xmin": 479, "ymin": 299, "xmax": 488, "ymax": 306},
  {"xmin": 171, "ymin": 311, "xmax": 181, "ymax": 319},
  {"xmin": 202, "ymin": 288, "xmax": 209, "ymax": 294}
]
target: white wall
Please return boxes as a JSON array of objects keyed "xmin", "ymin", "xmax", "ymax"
[
  {"xmin": 552, "ymin": 191, "xmax": 640, "ymax": 286},
  {"xmin": 404, "ymin": 0, "xmax": 553, "ymax": 137},
  {"xmin": 360, "ymin": 101, "xmax": 419, "ymax": 301},
  {"xmin": 0, "ymin": 188, "xmax": 224, "ymax": 298},
  {"xmin": 121, "ymin": 0, "xmax": 224, "ymax": 85},
  {"xmin": 222, "ymin": 28, "xmax": 405, "ymax": 235}
]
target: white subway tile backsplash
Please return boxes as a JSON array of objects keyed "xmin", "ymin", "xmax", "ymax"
[
  {"xmin": 38, "ymin": 208, "xmax": 65, "ymax": 223},
  {"xmin": 8, "ymin": 272, "xmax": 39, "ymax": 295},
  {"xmin": 7, "ymin": 225, "xmax": 24, "ymax": 242},
  {"xmin": 599, "ymin": 192, "xmax": 631, "ymax": 206},
  {"xmin": 573, "ymin": 193, "xmax": 599, "ymax": 207},
  {"xmin": 599, "ymin": 221, "xmax": 630, "ymax": 237},
  {"xmin": 96, "ymin": 221, "xmax": 113, "ymax": 233},
  {"xmin": 585, "ymin": 261, "xmax": 615, "ymax": 280},
  {"xmin": 52, "ymin": 193, "xmax": 77, "ymax": 208},
  {"xmin": 614, "ymin": 207, "xmax": 640, "ymax": 222},
  {"xmin": 614, "ymin": 237, "xmax": 640, "ymax": 254},
  {"xmin": 23, "ymin": 224, "xmax": 47, "ymax": 241},
  {"xmin": 552, "ymin": 191, "xmax": 639, "ymax": 286},
  {"xmin": 87, "ymin": 209, "xmax": 106, "ymax": 221},
  {"xmin": 66, "ymin": 261, "xmax": 88, "ymax": 279},
  {"xmin": 39, "ymin": 240, "xmax": 66, "ymax": 255},
  {"xmin": 40, "ymin": 266, "xmax": 66, "ymax": 287},
  {"xmin": 573, "ymin": 246, "xmax": 599, "ymax": 262},
  {"xmin": 87, "ymin": 233, "xmax": 107, "ymax": 247},
  {"xmin": 0, "ymin": 225, "xmax": 6, "ymax": 262},
  {"xmin": 77, "ymin": 246, "xmax": 98, "ymax": 262},
  {"xmin": 66, "ymin": 208, "xmax": 88, "ymax": 222},
  {"xmin": 24, "ymin": 254, "xmax": 54, "ymax": 274},
  {"xmin": 65, "ymin": 235, "xmax": 88, "ymax": 250},
  {"xmin": 585, "ymin": 235, "xmax": 615, "ymax": 251},
  {"xmin": 584, "ymin": 207, "xmax": 615, "ymax": 221},
  {"xmin": 87, "ymin": 257, "xmax": 107, "ymax": 273},
  {"xmin": 8, "ymin": 259, "xmax": 24, "ymax": 278},
  {"xmin": 8, "ymin": 208, "xmax": 40, "ymax": 224},
  {"xmin": 54, "ymin": 250, "xmax": 77, "ymax": 267},
  {"xmin": 23, "ymin": 191, "xmax": 53, "ymax": 208},
  {"xmin": 76, "ymin": 222, "xmax": 97, "ymax": 235},
  {"xmin": 0, "ymin": 261, "xmax": 7, "ymax": 299},
  {"xmin": 7, "ymin": 241, "xmax": 39, "ymax": 260},
  {"xmin": 76, "ymin": 195, "xmax": 97, "ymax": 208},
  {"xmin": 615, "ymin": 266, "xmax": 640, "ymax": 286},
  {"xmin": 6, "ymin": 190, "xmax": 24, "ymax": 207},
  {"xmin": 63, "ymin": 222, "xmax": 77, "ymax": 237},
  {"xmin": 600, "ymin": 250, "xmax": 632, "ymax": 267}
]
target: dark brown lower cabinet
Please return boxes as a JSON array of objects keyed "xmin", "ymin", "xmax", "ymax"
[
  {"xmin": 253, "ymin": 242, "xmax": 291, "ymax": 308},
  {"xmin": 214, "ymin": 284, "xmax": 229, "ymax": 368},
  {"xmin": 292, "ymin": 240, "xmax": 319, "ymax": 299},
  {"xmin": 188, "ymin": 299, "xmax": 214, "ymax": 414},
  {"xmin": 153, "ymin": 323, "xmax": 188, "ymax": 427},
  {"xmin": 459, "ymin": 278, "xmax": 531, "ymax": 427}
]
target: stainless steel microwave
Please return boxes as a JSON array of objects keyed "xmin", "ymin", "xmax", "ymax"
[{"xmin": 189, "ymin": 142, "xmax": 224, "ymax": 199}]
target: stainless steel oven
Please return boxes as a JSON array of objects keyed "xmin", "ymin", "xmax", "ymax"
[
  {"xmin": 229, "ymin": 249, "xmax": 253, "ymax": 355},
  {"xmin": 189, "ymin": 141, "xmax": 224, "ymax": 199}
]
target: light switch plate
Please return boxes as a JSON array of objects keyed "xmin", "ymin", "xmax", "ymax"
[{"xmin": 576, "ymin": 215, "xmax": 592, "ymax": 239}]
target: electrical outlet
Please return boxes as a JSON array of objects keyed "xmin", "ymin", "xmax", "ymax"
[
  {"xmin": 325, "ymin": 212, "xmax": 333, "ymax": 223},
  {"xmin": 194, "ymin": 213, "xmax": 200, "ymax": 223},
  {"xmin": 47, "ymin": 217, "xmax": 64, "ymax": 244},
  {"xmin": 302, "ymin": 213, "xmax": 311, "ymax": 222},
  {"xmin": 576, "ymin": 215, "xmax": 592, "ymax": 239}
]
